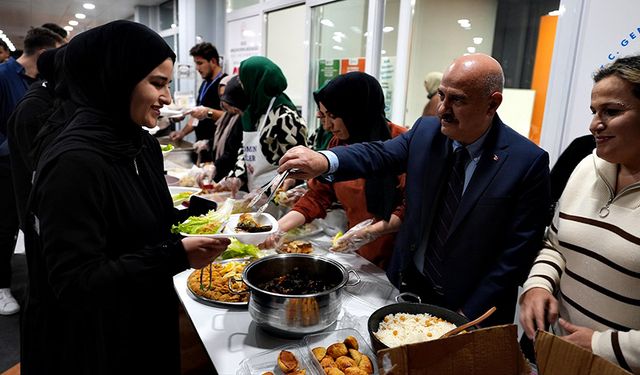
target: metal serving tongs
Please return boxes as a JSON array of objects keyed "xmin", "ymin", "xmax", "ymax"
[
  {"xmin": 248, "ymin": 169, "xmax": 292, "ymax": 216},
  {"xmin": 199, "ymin": 262, "xmax": 214, "ymax": 291}
]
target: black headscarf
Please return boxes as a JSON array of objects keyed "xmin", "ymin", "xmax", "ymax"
[
  {"xmin": 41, "ymin": 20, "xmax": 176, "ymax": 163},
  {"xmin": 315, "ymin": 72, "xmax": 399, "ymax": 221},
  {"xmin": 314, "ymin": 71, "xmax": 391, "ymax": 144},
  {"xmin": 36, "ymin": 47, "xmax": 58, "ymax": 85},
  {"xmin": 220, "ymin": 75, "xmax": 248, "ymax": 111}
]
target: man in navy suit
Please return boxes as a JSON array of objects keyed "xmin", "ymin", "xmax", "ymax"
[{"xmin": 280, "ymin": 54, "xmax": 550, "ymax": 326}]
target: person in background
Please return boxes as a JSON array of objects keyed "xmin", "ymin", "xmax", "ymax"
[
  {"xmin": 546, "ymin": 134, "xmax": 596, "ymax": 222},
  {"xmin": 519, "ymin": 55, "xmax": 640, "ymax": 374},
  {"xmin": 422, "ymin": 71, "xmax": 443, "ymax": 116},
  {"xmin": 0, "ymin": 40, "xmax": 10, "ymax": 63},
  {"xmin": 0, "ymin": 26, "xmax": 62, "ymax": 316},
  {"xmin": 170, "ymin": 42, "xmax": 226, "ymax": 164},
  {"xmin": 8, "ymin": 46, "xmax": 64, "ymax": 229},
  {"xmin": 21, "ymin": 21, "xmax": 229, "ymax": 374},
  {"xmin": 279, "ymin": 53, "xmax": 550, "ymax": 326},
  {"xmin": 218, "ymin": 56, "xmax": 307, "ymax": 194},
  {"xmin": 263, "ymin": 72, "xmax": 405, "ymax": 269},
  {"xmin": 208, "ymin": 75, "xmax": 247, "ymax": 181},
  {"xmin": 41, "ymin": 23, "xmax": 68, "ymax": 42}
]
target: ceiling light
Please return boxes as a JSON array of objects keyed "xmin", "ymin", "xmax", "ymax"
[
  {"xmin": 548, "ymin": 9, "xmax": 560, "ymax": 16},
  {"xmin": 467, "ymin": 46, "xmax": 476, "ymax": 53},
  {"xmin": 83, "ymin": 3, "xmax": 95, "ymax": 10},
  {"xmin": 473, "ymin": 37, "xmax": 483, "ymax": 45},
  {"xmin": 457, "ymin": 19, "xmax": 470, "ymax": 25},
  {"xmin": 382, "ymin": 26, "xmax": 394, "ymax": 33},
  {"xmin": 332, "ymin": 35, "xmax": 342, "ymax": 43},
  {"xmin": 381, "ymin": 50, "xmax": 387, "ymax": 55},
  {"xmin": 320, "ymin": 19, "xmax": 335, "ymax": 27},
  {"xmin": 332, "ymin": 45, "xmax": 344, "ymax": 51},
  {"xmin": 171, "ymin": 23, "xmax": 177, "ymax": 29},
  {"xmin": 69, "ymin": 20, "xmax": 79, "ymax": 26},
  {"xmin": 75, "ymin": 13, "xmax": 86, "ymax": 19},
  {"xmin": 64, "ymin": 26, "xmax": 74, "ymax": 32}
]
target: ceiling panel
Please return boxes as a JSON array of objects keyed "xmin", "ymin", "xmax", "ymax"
[{"xmin": 0, "ymin": 0, "xmax": 166, "ymax": 50}]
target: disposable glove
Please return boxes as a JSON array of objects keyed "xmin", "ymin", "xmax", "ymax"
[{"xmin": 329, "ymin": 218, "xmax": 379, "ymax": 253}]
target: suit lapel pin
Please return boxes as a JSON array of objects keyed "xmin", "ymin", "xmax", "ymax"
[{"xmin": 493, "ymin": 154, "xmax": 499, "ymax": 161}]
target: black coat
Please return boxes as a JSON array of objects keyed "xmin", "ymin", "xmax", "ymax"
[{"xmin": 23, "ymin": 117, "xmax": 189, "ymax": 374}]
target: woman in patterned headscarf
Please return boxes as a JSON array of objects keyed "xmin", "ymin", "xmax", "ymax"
[
  {"xmin": 23, "ymin": 20, "xmax": 229, "ymax": 375},
  {"xmin": 217, "ymin": 56, "xmax": 307, "ymax": 193}
]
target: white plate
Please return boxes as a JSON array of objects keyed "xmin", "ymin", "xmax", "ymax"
[
  {"xmin": 169, "ymin": 186, "xmax": 202, "ymax": 208},
  {"xmin": 284, "ymin": 222, "xmax": 323, "ymax": 241},
  {"xmin": 181, "ymin": 213, "xmax": 278, "ymax": 245},
  {"xmin": 160, "ymin": 108, "xmax": 184, "ymax": 117}
]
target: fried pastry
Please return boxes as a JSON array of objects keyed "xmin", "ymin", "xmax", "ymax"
[
  {"xmin": 344, "ymin": 368, "xmax": 368, "ymax": 375},
  {"xmin": 312, "ymin": 346, "xmax": 327, "ymax": 362},
  {"xmin": 343, "ymin": 335, "xmax": 359, "ymax": 350},
  {"xmin": 320, "ymin": 356, "xmax": 336, "ymax": 368},
  {"xmin": 358, "ymin": 355, "xmax": 373, "ymax": 374},
  {"xmin": 325, "ymin": 368, "xmax": 345, "ymax": 375},
  {"xmin": 277, "ymin": 350, "xmax": 298, "ymax": 373},
  {"xmin": 326, "ymin": 342, "xmax": 348, "ymax": 359},
  {"xmin": 348, "ymin": 349, "xmax": 362, "ymax": 365},
  {"xmin": 335, "ymin": 356, "xmax": 357, "ymax": 371}
]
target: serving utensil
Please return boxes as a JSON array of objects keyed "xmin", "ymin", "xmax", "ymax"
[
  {"xmin": 440, "ymin": 306, "xmax": 496, "ymax": 339},
  {"xmin": 199, "ymin": 263, "xmax": 215, "ymax": 291},
  {"xmin": 255, "ymin": 170, "xmax": 291, "ymax": 216}
]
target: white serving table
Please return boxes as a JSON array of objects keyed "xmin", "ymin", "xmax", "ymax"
[{"xmin": 173, "ymin": 245, "xmax": 398, "ymax": 375}]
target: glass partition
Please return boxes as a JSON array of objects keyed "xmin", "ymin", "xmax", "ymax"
[
  {"xmin": 227, "ymin": 0, "xmax": 260, "ymax": 12},
  {"xmin": 308, "ymin": 0, "xmax": 369, "ymax": 129}
]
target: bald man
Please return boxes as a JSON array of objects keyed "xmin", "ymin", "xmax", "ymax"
[{"xmin": 279, "ymin": 54, "xmax": 550, "ymax": 326}]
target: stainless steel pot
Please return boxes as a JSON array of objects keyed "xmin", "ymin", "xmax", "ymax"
[{"xmin": 232, "ymin": 254, "xmax": 360, "ymax": 338}]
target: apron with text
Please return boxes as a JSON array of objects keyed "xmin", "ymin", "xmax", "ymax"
[{"xmin": 242, "ymin": 97, "xmax": 278, "ymax": 191}]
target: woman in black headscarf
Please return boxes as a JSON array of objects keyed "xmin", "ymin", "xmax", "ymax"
[
  {"xmin": 265, "ymin": 72, "xmax": 406, "ymax": 269},
  {"xmin": 22, "ymin": 20, "xmax": 229, "ymax": 375}
]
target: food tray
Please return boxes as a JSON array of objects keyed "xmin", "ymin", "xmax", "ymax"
[
  {"xmin": 168, "ymin": 186, "xmax": 202, "ymax": 208},
  {"xmin": 186, "ymin": 259, "xmax": 250, "ymax": 307},
  {"xmin": 283, "ymin": 222, "xmax": 323, "ymax": 241},
  {"xmin": 275, "ymin": 240, "xmax": 321, "ymax": 255},
  {"xmin": 237, "ymin": 343, "xmax": 318, "ymax": 375},
  {"xmin": 303, "ymin": 328, "xmax": 378, "ymax": 374},
  {"xmin": 181, "ymin": 213, "xmax": 278, "ymax": 245}
]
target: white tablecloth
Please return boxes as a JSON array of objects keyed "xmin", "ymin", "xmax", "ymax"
[{"xmin": 172, "ymin": 246, "xmax": 398, "ymax": 375}]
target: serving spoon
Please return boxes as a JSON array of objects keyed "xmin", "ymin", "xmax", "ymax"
[{"xmin": 440, "ymin": 306, "xmax": 497, "ymax": 339}]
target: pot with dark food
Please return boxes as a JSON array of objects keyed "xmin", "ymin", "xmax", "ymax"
[
  {"xmin": 367, "ymin": 294, "xmax": 471, "ymax": 352},
  {"xmin": 235, "ymin": 254, "xmax": 360, "ymax": 337}
]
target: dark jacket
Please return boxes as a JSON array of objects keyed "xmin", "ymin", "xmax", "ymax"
[
  {"xmin": 24, "ymin": 113, "xmax": 189, "ymax": 374},
  {"xmin": 330, "ymin": 115, "xmax": 550, "ymax": 325},
  {"xmin": 21, "ymin": 20, "xmax": 187, "ymax": 375}
]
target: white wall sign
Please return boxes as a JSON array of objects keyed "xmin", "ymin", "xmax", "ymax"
[{"xmin": 226, "ymin": 15, "xmax": 262, "ymax": 75}]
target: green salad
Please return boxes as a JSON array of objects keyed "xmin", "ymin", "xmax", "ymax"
[
  {"xmin": 161, "ymin": 144, "xmax": 174, "ymax": 152},
  {"xmin": 220, "ymin": 238, "xmax": 261, "ymax": 259},
  {"xmin": 172, "ymin": 191, "xmax": 194, "ymax": 206},
  {"xmin": 172, "ymin": 199, "xmax": 233, "ymax": 235}
]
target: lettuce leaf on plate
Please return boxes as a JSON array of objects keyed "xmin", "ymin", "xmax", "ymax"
[
  {"xmin": 220, "ymin": 238, "xmax": 261, "ymax": 259},
  {"xmin": 172, "ymin": 199, "xmax": 234, "ymax": 234}
]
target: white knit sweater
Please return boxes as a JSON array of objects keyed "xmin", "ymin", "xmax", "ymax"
[{"xmin": 523, "ymin": 151, "xmax": 640, "ymax": 373}]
